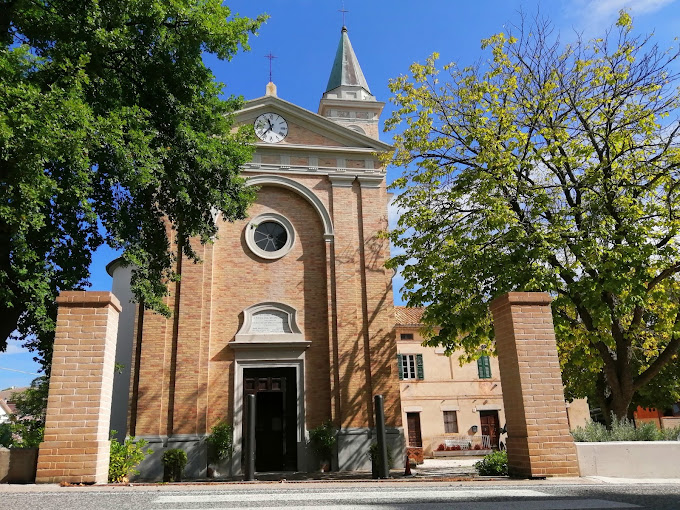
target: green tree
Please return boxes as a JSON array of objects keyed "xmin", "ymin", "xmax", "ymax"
[
  {"xmin": 385, "ymin": 12, "xmax": 680, "ymax": 421},
  {"xmin": 6, "ymin": 376, "xmax": 48, "ymax": 447},
  {"xmin": 1, "ymin": 1, "xmax": 266, "ymax": 365}
]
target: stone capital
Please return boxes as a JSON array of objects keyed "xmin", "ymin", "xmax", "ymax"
[{"xmin": 56, "ymin": 290, "xmax": 122, "ymax": 313}]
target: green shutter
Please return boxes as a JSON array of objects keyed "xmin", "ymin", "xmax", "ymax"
[
  {"xmin": 416, "ymin": 354, "xmax": 424, "ymax": 379},
  {"xmin": 397, "ymin": 354, "xmax": 404, "ymax": 380},
  {"xmin": 477, "ymin": 356, "xmax": 491, "ymax": 379}
]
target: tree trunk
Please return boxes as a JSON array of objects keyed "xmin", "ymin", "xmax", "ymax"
[
  {"xmin": 609, "ymin": 393, "xmax": 633, "ymax": 422},
  {"xmin": 596, "ymin": 375, "xmax": 634, "ymax": 425}
]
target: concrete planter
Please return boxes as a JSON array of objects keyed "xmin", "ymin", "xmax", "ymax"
[
  {"xmin": 0, "ymin": 447, "xmax": 39, "ymax": 483},
  {"xmin": 575, "ymin": 441, "xmax": 680, "ymax": 478}
]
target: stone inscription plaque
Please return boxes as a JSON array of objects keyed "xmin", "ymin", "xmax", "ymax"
[{"xmin": 250, "ymin": 310, "xmax": 291, "ymax": 334}]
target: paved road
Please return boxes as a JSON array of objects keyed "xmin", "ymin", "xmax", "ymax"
[{"xmin": 2, "ymin": 480, "xmax": 680, "ymax": 509}]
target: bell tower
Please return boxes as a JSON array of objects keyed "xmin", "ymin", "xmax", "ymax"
[{"xmin": 318, "ymin": 26, "xmax": 385, "ymax": 139}]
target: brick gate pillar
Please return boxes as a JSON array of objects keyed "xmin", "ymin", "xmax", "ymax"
[
  {"xmin": 36, "ymin": 291, "xmax": 121, "ymax": 484},
  {"xmin": 490, "ymin": 292, "xmax": 579, "ymax": 477}
]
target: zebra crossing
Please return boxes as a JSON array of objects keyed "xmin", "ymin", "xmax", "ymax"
[{"xmin": 150, "ymin": 487, "xmax": 640, "ymax": 509}]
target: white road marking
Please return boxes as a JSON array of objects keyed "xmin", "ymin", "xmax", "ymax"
[
  {"xmin": 158, "ymin": 501, "xmax": 638, "ymax": 510},
  {"xmin": 156, "ymin": 488, "xmax": 544, "ymax": 503}
]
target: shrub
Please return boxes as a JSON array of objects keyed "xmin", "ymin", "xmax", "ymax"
[
  {"xmin": 475, "ymin": 450, "xmax": 508, "ymax": 476},
  {"xmin": 108, "ymin": 431, "xmax": 153, "ymax": 483},
  {"xmin": 367, "ymin": 442, "xmax": 394, "ymax": 471},
  {"xmin": 572, "ymin": 414, "xmax": 680, "ymax": 442},
  {"xmin": 162, "ymin": 448, "xmax": 188, "ymax": 482},
  {"xmin": 308, "ymin": 421, "xmax": 336, "ymax": 460},
  {"xmin": 660, "ymin": 426, "xmax": 680, "ymax": 441},
  {"xmin": 205, "ymin": 421, "xmax": 233, "ymax": 464}
]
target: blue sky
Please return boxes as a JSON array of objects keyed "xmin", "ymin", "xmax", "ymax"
[{"xmin": 2, "ymin": 0, "xmax": 679, "ymax": 390}]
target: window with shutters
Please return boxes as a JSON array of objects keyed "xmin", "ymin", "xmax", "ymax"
[
  {"xmin": 397, "ymin": 354, "xmax": 424, "ymax": 380},
  {"xmin": 401, "ymin": 354, "xmax": 417, "ymax": 379},
  {"xmin": 443, "ymin": 411, "xmax": 459, "ymax": 433},
  {"xmin": 477, "ymin": 355, "xmax": 492, "ymax": 379}
]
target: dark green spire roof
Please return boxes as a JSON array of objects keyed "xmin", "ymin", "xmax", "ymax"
[{"xmin": 325, "ymin": 27, "xmax": 371, "ymax": 94}]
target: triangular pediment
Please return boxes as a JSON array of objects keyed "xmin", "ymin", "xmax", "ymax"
[{"xmin": 235, "ymin": 95, "xmax": 392, "ymax": 152}]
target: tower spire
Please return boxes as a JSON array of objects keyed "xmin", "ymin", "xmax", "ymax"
[
  {"xmin": 319, "ymin": 23, "xmax": 384, "ymax": 140},
  {"xmin": 324, "ymin": 25, "xmax": 371, "ymax": 95}
]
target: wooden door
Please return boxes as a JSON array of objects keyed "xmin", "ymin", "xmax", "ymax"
[
  {"xmin": 406, "ymin": 412, "xmax": 422, "ymax": 447},
  {"xmin": 480, "ymin": 410, "xmax": 500, "ymax": 448},
  {"xmin": 243, "ymin": 368, "xmax": 297, "ymax": 471}
]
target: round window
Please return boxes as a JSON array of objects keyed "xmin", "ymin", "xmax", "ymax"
[
  {"xmin": 245, "ymin": 213, "xmax": 295, "ymax": 260},
  {"xmin": 254, "ymin": 221, "xmax": 287, "ymax": 252}
]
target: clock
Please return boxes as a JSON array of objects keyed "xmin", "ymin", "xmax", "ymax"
[{"xmin": 254, "ymin": 113, "xmax": 288, "ymax": 143}]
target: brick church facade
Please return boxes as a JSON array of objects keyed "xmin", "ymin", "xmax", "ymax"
[
  {"xmin": 106, "ymin": 26, "xmax": 404, "ymax": 477},
  {"xmin": 35, "ymin": 27, "xmax": 581, "ymax": 485}
]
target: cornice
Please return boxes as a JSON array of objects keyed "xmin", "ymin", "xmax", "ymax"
[
  {"xmin": 254, "ymin": 143, "xmax": 385, "ymax": 155},
  {"xmin": 242, "ymin": 165, "xmax": 385, "ymax": 179}
]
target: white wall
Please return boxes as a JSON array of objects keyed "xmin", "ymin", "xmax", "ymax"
[
  {"xmin": 108, "ymin": 262, "xmax": 136, "ymax": 441},
  {"xmin": 576, "ymin": 442, "xmax": 680, "ymax": 478}
]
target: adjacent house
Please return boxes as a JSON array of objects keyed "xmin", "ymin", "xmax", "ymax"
[
  {"xmin": 395, "ymin": 306, "xmax": 589, "ymax": 462},
  {"xmin": 395, "ymin": 307, "xmax": 506, "ymax": 460}
]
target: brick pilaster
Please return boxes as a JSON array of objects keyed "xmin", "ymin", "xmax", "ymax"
[
  {"xmin": 358, "ymin": 178, "xmax": 401, "ymax": 428},
  {"xmin": 36, "ymin": 291, "xmax": 121, "ymax": 484},
  {"xmin": 330, "ymin": 176, "xmax": 369, "ymax": 428},
  {"xmin": 132, "ymin": 229, "xmax": 178, "ymax": 437},
  {"xmin": 490, "ymin": 292, "xmax": 579, "ymax": 477},
  {"xmin": 172, "ymin": 241, "xmax": 212, "ymax": 435}
]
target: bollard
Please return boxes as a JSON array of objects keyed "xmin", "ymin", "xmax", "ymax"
[
  {"xmin": 244, "ymin": 394, "xmax": 256, "ymax": 481},
  {"xmin": 404, "ymin": 454, "xmax": 412, "ymax": 476},
  {"xmin": 374, "ymin": 394, "xmax": 389, "ymax": 479}
]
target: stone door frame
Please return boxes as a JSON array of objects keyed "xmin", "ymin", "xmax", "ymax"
[{"xmin": 231, "ymin": 356, "xmax": 307, "ymax": 475}]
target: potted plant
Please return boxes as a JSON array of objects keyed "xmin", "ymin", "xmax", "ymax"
[
  {"xmin": 308, "ymin": 421, "xmax": 336, "ymax": 472},
  {"xmin": 205, "ymin": 421, "xmax": 233, "ymax": 478},
  {"xmin": 162, "ymin": 448, "xmax": 187, "ymax": 482}
]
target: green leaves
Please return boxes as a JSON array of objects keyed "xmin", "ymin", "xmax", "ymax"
[
  {"xmin": 0, "ymin": 1, "xmax": 266, "ymax": 363},
  {"xmin": 109, "ymin": 432, "xmax": 153, "ymax": 483},
  {"xmin": 385, "ymin": 12, "xmax": 680, "ymax": 418}
]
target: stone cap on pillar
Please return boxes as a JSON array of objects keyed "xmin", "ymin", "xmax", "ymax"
[
  {"xmin": 56, "ymin": 290, "xmax": 122, "ymax": 313},
  {"xmin": 489, "ymin": 291, "xmax": 551, "ymax": 313}
]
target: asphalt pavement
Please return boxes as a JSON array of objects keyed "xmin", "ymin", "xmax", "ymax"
[{"xmin": 1, "ymin": 478, "xmax": 680, "ymax": 510}]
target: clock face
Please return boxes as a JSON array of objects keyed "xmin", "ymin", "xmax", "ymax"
[{"xmin": 254, "ymin": 113, "xmax": 288, "ymax": 143}]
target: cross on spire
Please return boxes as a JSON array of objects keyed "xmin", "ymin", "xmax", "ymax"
[
  {"xmin": 338, "ymin": 3, "xmax": 349, "ymax": 28},
  {"xmin": 264, "ymin": 52, "xmax": 277, "ymax": 83}
]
